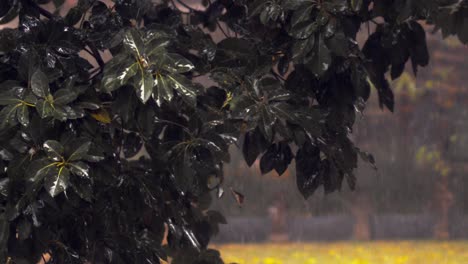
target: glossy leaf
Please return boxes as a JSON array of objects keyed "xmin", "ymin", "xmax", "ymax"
[
  {"xmin": 16, "ymin": 104, "xmax": 29, "ymax": 127},
  {"xmin": 296, "ymin": 142, "xmax": 321, "ymax": 199},
  {"xmin": 101, "ymin": 54, "xmax": 135, "ymax": 92},
  {"xmin": 44, "ymin": 166, "xmax": 70, "ymax": 197},
  {"xmin": 166, "ymin": 73, "xmax": 198, "ymax": 106},
  {"xmin": 123, "ymin": 28, "xmax": 145, "ymax": 58},
  {"xmin": 69, "ymin": 161, "xmax": 90, "ymax": 178},
  {"xmin": 53, "ymin": 89, "xmax": 78, "ymax": 105},
  {"xmin": 153, "ymin": 74, "xmax": 174, "ymax": 106},
  {"xmin": 43, "ymin": 140, "xmax": 64, "ymax": 161},
  {"xmin": 30, "ymin": 70, "xmax": 50, "ymax": 98},
  {"xmin": 306, "ymin": 36, "xmax": 331, "ymax": 77},
  {"xmin": 0, "ymin": 1, "xmax": 19, "ymax": 25},
  {"xmin": 135, "ymin": 71, "xmax": 154, "ymax": 103},
  {"xmin": 68, "ymin": 142, "xmax": 91, "ymax": 162},
  {"xmin": 242, "ymin": 128, "xmax": 267, "ymax": 167},
  {"xmin": 160, "ymin": 53, "xmax": 195, "ymax": 73},
  {"xmin": 0, "ymin": 104, "xmax": 19, "ymax": 129}
]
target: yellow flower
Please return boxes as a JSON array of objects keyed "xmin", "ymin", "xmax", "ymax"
[{"xmin": 263, "ymin": 257, "xmax": 282, "ymax": 264}]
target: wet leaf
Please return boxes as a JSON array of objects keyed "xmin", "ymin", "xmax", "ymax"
[
  {"xmin": 206, "ymin": 210, "xmax": 227, "ymax": 224},
  {"xmin": 166, "ymin": 73, "xmax": 198, "ymax": 106},
  {"xmin": 17, "ymin": 218, "xmax": 31, "ymax": 241},
  {"xmin": 242, "ymin": 128, "xmax": 268, "ymax": 167},
  {"xmin": 35, "ymin": 99, "xmax": 54, "ymax": 118},
  {"xmin": 101, "ymin": 54, "xmax": 135, "ymax": 92},
  {"xmin": 0, "ymin": 0, "xmax": 19, "ymax": 25},
  {"xmin": 135, "ymin": 71, "xmax": 154, "ymax": 103},
  {"xmin": 16, "ymin": 104, "xmax": 29, "ymax": 127},
  {"xmin": 306, "ymin": 36, "xmax": 331, "ymax": 77},
  {"xmin": 53, "ymin": 89, "xmax": 78, "ymax": 105},
  {"xmin": 30, "ymin": 70, "xmax": 50, "ymax": 98},
  {"xmin": 0, "ymin": 104, "xmax": 19, "ymax": 129},
  {"xmin": 123, "ymin": 28, "xmax": 145, "ymax": 58},
  {"xmin": 68, "ymin": 142, "xmax": 91, "ymax": 162},
  {"xmin": 44, "ymin": 166, "xmax": 70, "ymax": 197},
  {"xmin": 296, "ymin": 142, "xmax": 321, "ymax": 199},
  {"xmin": 69, "ymin": 161, "xmax": 90, "ymax": 178},
  {"xmin": 259, "ymin": 106, "xmax": 276, "ymax": 141},
  {"xmin": 43, "ymin": 140, "xmax": 64, "ymax": 161},
  {"xmin": 160, "ymin": 53, "xmax": 195, "ymax": 73},
  {"xmin": 153, "ymin": 74, "xmax": 174, "ymax": 106}
]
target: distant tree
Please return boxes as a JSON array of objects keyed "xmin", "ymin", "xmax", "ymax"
[{"xmin": 0, "ymin": 0, "xmax": 467, "ymax": 263}]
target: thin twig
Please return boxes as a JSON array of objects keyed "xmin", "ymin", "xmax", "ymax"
[
  {"xmin": 271, "ymin": 69, "xmax": 286, "ymax": 82},
  {"xmin": 30, "ymin": 0, "xmax": 54, "ymax": 19},
  {"xmin": 176, "ymin": 0, "xmax": 198, "ymax": 12},
  {"xmin": 217, "ymin": 21, "xmax": 230, "ymax": 38},
  {"xmin": 86, "ymin": 43, "xmax": 105, "ymax": 68}
]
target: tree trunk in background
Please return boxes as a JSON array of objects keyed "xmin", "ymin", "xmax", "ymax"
[
  {"xmin": 433, "ymin": 174, "xmax": 454, "ymax": 240},
  {"xmin": 349, "ymin": 191, "xmax": 372, "ymax": 240},
  {"xmin": 268, "ymin": 197, "xmax": 289, "ymax": 242}
]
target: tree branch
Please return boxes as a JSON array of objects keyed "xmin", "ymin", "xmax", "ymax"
[
  {"xmin": 86, "ymin": 43, "xmax": 105, "ymax": 69},
  {"xmin": 29, "ymin": 0, "xmax": 54, "ymax": 19}
]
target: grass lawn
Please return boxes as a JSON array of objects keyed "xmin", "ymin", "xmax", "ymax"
[{"xmin": 213, "ymin": 241, "xmax": 468, "ymax": 264}]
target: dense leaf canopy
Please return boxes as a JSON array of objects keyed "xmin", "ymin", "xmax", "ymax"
[{"xmin": 0, "ymin": 0, "xmax": 467, "ymax": 263}]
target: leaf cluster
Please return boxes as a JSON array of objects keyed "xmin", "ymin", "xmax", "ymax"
[{"xmin": 0, "ymin": 0, "xmax": 466, "ymax": 263}]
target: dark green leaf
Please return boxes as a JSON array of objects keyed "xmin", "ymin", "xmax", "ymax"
[
  {"xmin": 65, "ymin": 6, "xmax": 84, "ymax": 26},
  {"xmin": 145, "ymin": 38, "xmax": 171, "ymax": 57},
  {"xmin": 135, "ymin": 71, "xmax": 154, "ymax": 103},
  {"xmin": 282, "ymin": 0, "xmax": 314, "ymax": 10},
  {"xmin": 0, "ymin": 95, "xmax": 19, "ymax": 106},
  {"xmin": 206, "ymin": 210, "xmax": 227, "ymax": 224},
  {"xmin": 259, "ymin": 106, "xmax": 276, "ymax": 141},
  {"xmin": 0, "ymin": 178, "xmax": 9, "ymax": 197},
  {"xmin": 16, "ymin": 104, "xmax": 29, "ymax": 127},
  {"xmin": 27, "ymin": 158, "xmax": 56, "ymax": 182},
  {"xmin": 0, "ymin": 215, "xmax": 9, "ymax": 255},
  {"xmin": 68, "ymin": 142, "xmax": 91, "ymax": 162},
  {"xmin": 0, "ymin": 104, "xmax": 19, "ymax": 129},
  {"xmin": 101, "ymin": 54, "xmax": 135, "ymax": 92},
  {"xmin": 44, "ymin": 166, "xmax": 70, "ymax": 197},
  {"xmin": 0, "ymin": 28, "xmax": 17, "ymax": 53},
  {"xmin": 160, "ymin": 53, "xmax": 195, "ymax": 73},
  {"xmin": 408, "ymin": 21, "xmax": 429, "ymax": 74},
  {"xmin": 54, "ymin": 105, "xmax": 82, "ymax": 120},
  {"xmin": 306, "ymin": 36, "xmax": 331, "ymax": 77},
  {"xmin": 30, "ymin": 70, "xmax": 50, "ymax": 98},
  {"xmin": 69, "ymin": 161, "xmax": 90, "ymax": 178},
  {"xmin": 0, "ymin": 0, "xmax": 19, "ymax": 25},
  {"xmin": 71, "ymin": 178, "xmax": 92, "ymax": 202},
  {"xmin": 43, "ymin": 140, "xmax": 64, "ymax": 161},
  {"xmin": 153, "ymin": 74, "xmax": 174, "ymax": 106},
  {"xmin": 242, "ymin": 128, "xmax": 267, "ymax": 167},
  {"xmin": 17, "ymin": 218, "xmax": 32, "ymax": 241},
  {"xmin": 166, "ymin": 73, "xmax": 198, "ymax": 106},
  {"xmin": 53, "ymin": 89, "xmax": 78, "ymax": 105},
  {"xmin": 295, "ymin": 142, "xmax": 321, "ymax": 199},
  {"xmin": 260, "ymin": 145, "xmax": 276, "ymax": 174},
  {"xmin": 123, "ymin": 28, "xmax": 145, "ymax": 58}
]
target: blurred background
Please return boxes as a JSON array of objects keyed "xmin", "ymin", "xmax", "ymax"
[{"xmin": 211, "ymin": 31, "xmax": 468, "ymax": 244}]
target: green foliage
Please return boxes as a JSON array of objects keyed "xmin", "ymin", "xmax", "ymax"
[{"xmin": 0, "ymin": 0, "xmax": 466, "ymax": 263}]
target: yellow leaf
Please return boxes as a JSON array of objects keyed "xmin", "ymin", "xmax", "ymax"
[{"xmin": 90, "ymin": 109, "xmax": 111, "ymax": 124}]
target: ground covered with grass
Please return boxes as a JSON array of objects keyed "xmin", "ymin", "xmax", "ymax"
[{"xmin": 213, "ymin": 241, "xmax": 468, "ymax": 264}]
